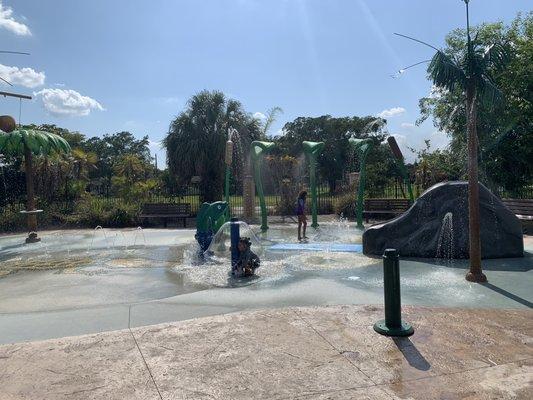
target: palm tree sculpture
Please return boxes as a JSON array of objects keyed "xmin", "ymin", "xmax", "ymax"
[
  {"xmin": 395, "ymin": 0, "xmax": 509, "ymax": 282},
  {"xmin": 0, "ymin": 117, "xmax": 71, "ymax": 243}
]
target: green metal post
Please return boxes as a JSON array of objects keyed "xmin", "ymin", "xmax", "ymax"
[
  {"xmin": 251, "ymin": 141, "xmax": 275, "ymax": 231},
  {"xmin": 373, "ymin": 249, "xmax": 414, "ymax": 337},
  {"xmin": 349, "ymin": 138, "xmax": 373, "ymax": 229},
  {"xmin": 398, "ymin": 162, "xmax": 414, "ymax": 202},
  {"xmin": 302, "ymin": 141, "xmax": 325, "ymax": 229}
]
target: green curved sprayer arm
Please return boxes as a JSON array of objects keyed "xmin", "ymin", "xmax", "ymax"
[
  {"xmin": 386, "ymin": 136, "xmax": 414, "ymax": 202},
  {"xmin": 251, "ymin": 141, "xmax": 275, "ymax": 231},
  {"xmin": 196, "ymin": 201, "xmax": 229, "ymax": 233},
  {"xmin": 349, "ymin": 138, "xmax": 374, "ymax": 228},
  {"xmin": 303, "ymin": 141, "xmax": 325, "ymax": 228}
]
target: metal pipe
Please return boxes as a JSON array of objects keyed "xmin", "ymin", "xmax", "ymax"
[
  {"xmin": 230, "ymin": 217, "xmax": 240, "ymax": 271},
  {"xmin": 373, "ymin": 249, "xmax": 414, "ymax": 336}
]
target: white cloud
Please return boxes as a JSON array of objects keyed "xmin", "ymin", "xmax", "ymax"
[
  {"xmin": 401, "ymin": 122, "xmax": 415, "ymax": 129},
  {"xmin": 253, "ymin": 112, "xmax": 266, "ymax": 120},
  {"xmin": 0, "ymin": 2, "xmax": 31, "ymax": 36},
  {"xmin": 377, "ymin": 107, "xmax": 406, "ymax": 119},
  {"xmin": 34, "ymin": 88, "xmax": 104, "ymax": 117},
  {"xmin": 0, "ymin": 64, "xmax": 45, "ymax": 88}
]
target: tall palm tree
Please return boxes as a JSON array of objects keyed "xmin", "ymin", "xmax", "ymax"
[
  {"xmin": 164, "ymin": 90, "xmax": 261, "ymax": 202},
  {"xmin": 397, "ymin": 0, "xmax": 509, "ymax": 282},
  {"xmin": 71, "ymin": 148, "xmax": 98, "ymax": 181},
  {"xmin": 261, "ymin": 107, "xmax": 283, "ymax": 136},
  {"xmin": 0, "ymin": 126, "xmax": 70, "ymax": 242}
]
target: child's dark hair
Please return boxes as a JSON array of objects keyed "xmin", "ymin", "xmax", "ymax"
[
  {"xmin": 239, "ymin": 237, "xmax": 252, "ymax": 246},
  {"xmin": 298, "ymin": 190, "xmax": 307, "ymax": 199}
]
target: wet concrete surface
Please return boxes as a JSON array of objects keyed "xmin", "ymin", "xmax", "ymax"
[
  {"xmin": 0, "ymin": 305, "xmax": 531, "ymax": 399},
  {"xmin": 0, "ymin": 229, "xmax": 532, "ymax": 344}
]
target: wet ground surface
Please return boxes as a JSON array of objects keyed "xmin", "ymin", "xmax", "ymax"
[{"xmin": 0, "ymin": 224, "xmax": 532, "ymax": 343}]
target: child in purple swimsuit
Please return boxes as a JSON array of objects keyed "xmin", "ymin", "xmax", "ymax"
[{"xmin": 296, "ymin": 190, "xmax": 308, "ymax": 241}]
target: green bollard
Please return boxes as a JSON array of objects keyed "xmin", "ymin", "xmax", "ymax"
[{"xmin": 373, "ymin": 249, "xmax": 414, "ymax": 337}]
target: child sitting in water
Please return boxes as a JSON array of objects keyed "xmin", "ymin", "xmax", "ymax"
[
  {"xmin": 232, "ymin": 237, "xmax": 260, "ymax": 278},
  {"xmin": 296, "ymin": 190, "xmax": 308, "ymax": 241}
]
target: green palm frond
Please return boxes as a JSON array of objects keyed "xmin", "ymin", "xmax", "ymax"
[
  {"xmin": 481, "ymin": 42, "xmax": 510, "ymax": 71},
  {"xmin": 428, "ymin": 50, "xmax": 467, "ymax": 92},
  {"xmin": 0, "ymin": 129, "xmax": 71, "ymax": 157},
  {"xmin": 262, "ymin": 107, "xmax": 283, "ymax": 136}
]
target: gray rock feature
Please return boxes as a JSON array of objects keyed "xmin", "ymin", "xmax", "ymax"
[{"xmin": 362, "ymin": 181, "xmax": 524, "ymax": 259}]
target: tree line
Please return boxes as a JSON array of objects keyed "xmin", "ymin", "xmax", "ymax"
[{"xmin": 1, "ymin": 14, "xmax": 530, "ymax": 209}]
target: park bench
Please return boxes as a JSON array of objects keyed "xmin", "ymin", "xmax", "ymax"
[
  {"xmin": 363, "ymin": 198, "xmax": 412, "ymax": 223},
  {"xmin": 502, "ymin": 199, "xmax": 533, "ymax": 232},
  {"xmin": 140, "ymin": 203, "xmax": 191, "ymax": 228}
]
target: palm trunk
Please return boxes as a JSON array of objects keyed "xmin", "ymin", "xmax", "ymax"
[
  {"xmin": 24, "ymin": 146, "xmax": 39, "ymax": 242},
  {"xmin": 465, "ymin": 84, "xmax": 486, "ymax": 282}
]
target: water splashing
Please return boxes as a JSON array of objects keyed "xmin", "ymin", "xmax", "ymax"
[
  {"xmin": 133, "ymin": 226, "xmax": 146, "ymax": 248},
  {"xmin": 436, "ymin": 212, "xmax": 454, "ymax": 259},
  {"xmin": 88, "ymin": 226, "xmax": 111, "ymax": 252}
]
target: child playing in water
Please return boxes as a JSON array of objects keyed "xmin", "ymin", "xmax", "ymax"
[
  {"xmin": 296, "ymin": 190, "xmax": 308, "ymax": 241},
  {"xmin": 232, "ymin": 237, "xmax": 260, "ymax": 278}
]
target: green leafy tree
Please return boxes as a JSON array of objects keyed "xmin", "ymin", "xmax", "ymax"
[
  {"xmin": 84, "ymin": 131, "xmax": 152, "ymax": 195},
  {"xmin": 418, "ymin": 13, "xmax": 532, "ymax": 193},
  {"xmin": 112, "ymin": 154, "xmax": 156, "ymax": 198},
  {"xmin": 164, "ymin": 90, "xmax": 262, "ymax": 202},
  {"xmin": 276, "ymin": 115, "xmax": 387, "ymax": 192}
]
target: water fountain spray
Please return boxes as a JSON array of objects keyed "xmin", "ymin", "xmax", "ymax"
[{"xmin": 225, "ymin": 130, "xmax": 235, "ymax": 207}]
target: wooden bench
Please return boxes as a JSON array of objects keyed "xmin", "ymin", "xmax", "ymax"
[
  {"xmin": 140, "ymin": 203, "xmax": 191, "ymax": 228},
  {"xmin": 502, "ymin": 199, "xmax": 533, "ymax": 229},
  {"xmin": 363, "ymin": 198, "xmax": 412, "ymax": 222}
]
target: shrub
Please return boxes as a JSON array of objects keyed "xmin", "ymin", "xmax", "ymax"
[
  {"xmin": 334, "ymin": 193, "xmax": 356, "ymax": 217},
  {"xmin": 59, "ymin": 197, "xmax": 140, "ymax": 228}
]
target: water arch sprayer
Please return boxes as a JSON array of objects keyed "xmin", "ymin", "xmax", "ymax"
[
  {"xmin": 251, "ymin": 141, "xmax": 275, "ymax": 231},
  {"xmin": 302, "ymin": 141, "xmax": 325, "ymax": 229},
  {"xmin": 349, "ymin": 138, "xmax": 374, "ymax": 229}
]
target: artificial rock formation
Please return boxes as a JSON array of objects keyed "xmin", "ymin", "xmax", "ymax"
[{"xmin": 362, "ymin": 181, "xmax": 523, "ymax": 259}]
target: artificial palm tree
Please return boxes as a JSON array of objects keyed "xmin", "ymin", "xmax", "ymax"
[
  {"xmin": 164, "ymin": 90, "xmax": 261, "ymax": 202},
  {"xmin": 396, "ymin": 0, "xmax": 509, "ymax": 282},
  {"xmin": 0, "ymin": 121, "xmax": 71, "ymax": 242}
]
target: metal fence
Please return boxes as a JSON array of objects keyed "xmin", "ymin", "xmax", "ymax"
[{"xmin": 2, "ymin": 181, "xmax": 532, "ymax": 219}]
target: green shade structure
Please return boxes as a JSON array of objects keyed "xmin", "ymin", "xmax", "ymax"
[
  {"xmin": 251, "ymin": 140, "xmax": 275, "ymax": 231},
  {"xmin": 349, "ymin": 138, "xmax": 374, "ymax": 229},
  {"xmin": 387, "ymin": 136, "xmax": 414, "ymax": 202},
  {"xmin": 302, "ymin": 141, "xmax": 325, "ymax": 228},
  {"xmin": 0, "ymin": 128, "xmax": 71, "ymax": 243}
]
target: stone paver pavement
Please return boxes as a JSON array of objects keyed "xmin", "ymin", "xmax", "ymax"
[{"xmin": 0, "ymin": 305, "xmax": 532, "ymax": 399}]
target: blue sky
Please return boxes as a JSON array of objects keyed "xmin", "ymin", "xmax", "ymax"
[{"xmin": 0, "ymin": 0, "xmax": 529, "ymax": 164}]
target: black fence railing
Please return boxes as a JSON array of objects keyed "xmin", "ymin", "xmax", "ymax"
[{"xmin": 2, "ymin": 182, "xmax": 532, "ymax": 219}]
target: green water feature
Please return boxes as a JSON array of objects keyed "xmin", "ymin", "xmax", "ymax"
[
  {"xmin": 251, "ymin": 141, "xmax": 275, "ymax": 231},
  {"xmin": 302, "ymin": 141, "xmax": 325, "ymax": 229}
]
